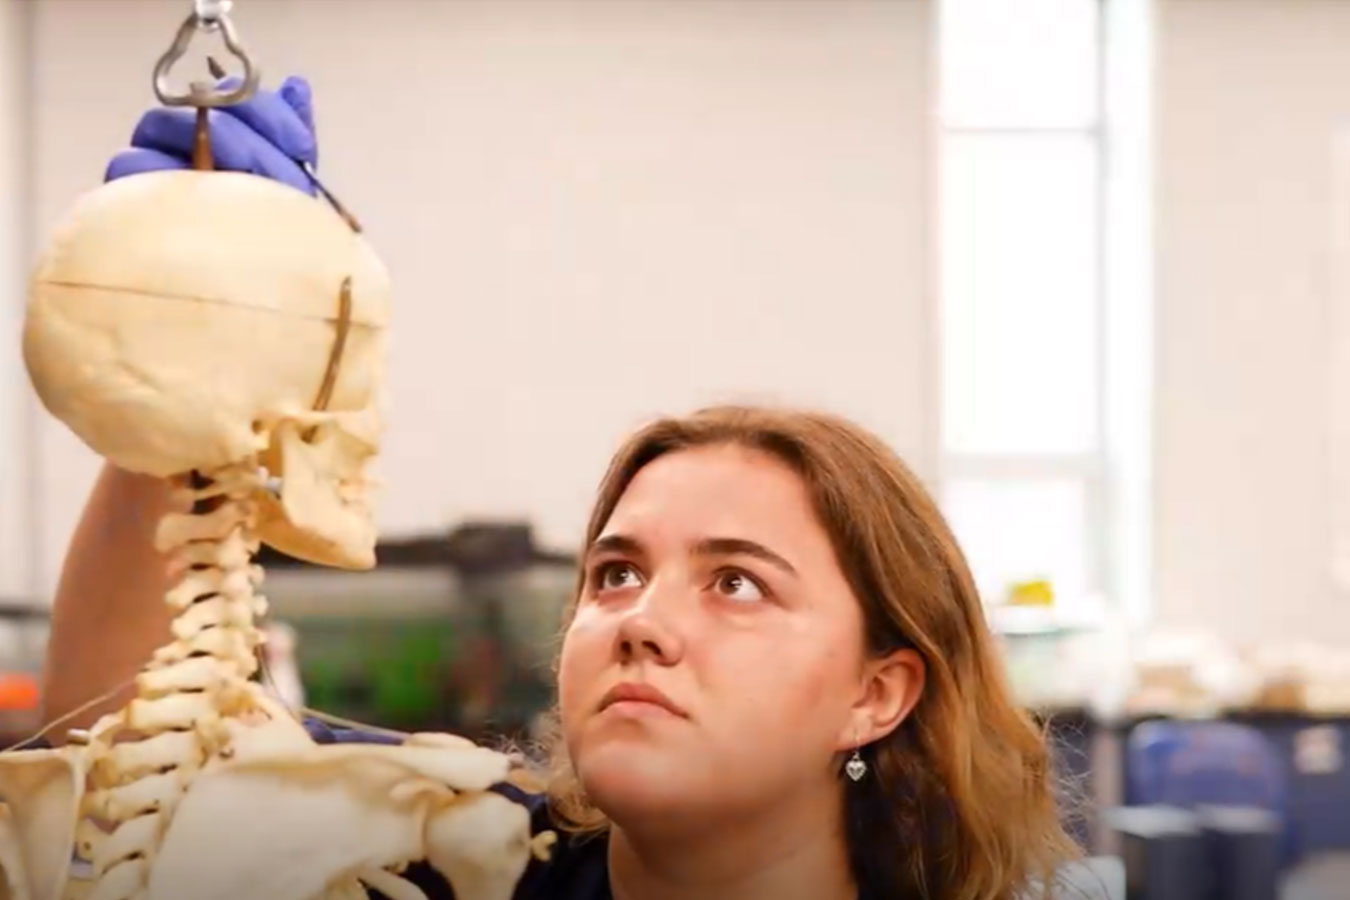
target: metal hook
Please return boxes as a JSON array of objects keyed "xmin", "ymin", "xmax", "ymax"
[
  {"xmin": 153, "ymin": 2, "xmax": 259, "ymax": 108},
  {"xmin": 194, "ymin": 0, "xmax": 232, "ymax": 28}
]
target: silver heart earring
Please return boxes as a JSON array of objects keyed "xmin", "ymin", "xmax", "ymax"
[{"xmin": 845, "ymin": 727, "xmax": 867, "ymax": 782}]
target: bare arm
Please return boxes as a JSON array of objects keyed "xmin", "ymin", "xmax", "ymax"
[{"xmin": 40, "ymin": 463, "xmax": 178, "ymax": 734}]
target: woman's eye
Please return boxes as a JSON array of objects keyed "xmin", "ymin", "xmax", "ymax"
[
  {"xmin": 597, "ymin": 562, "xmax": 643, "ymax": 592},
  {"xmin": 714, "ymin": 570, "xmax": 765, "ymax": 602}
]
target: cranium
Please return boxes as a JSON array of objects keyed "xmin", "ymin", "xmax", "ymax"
[{"xmin": 23, "ymin": 170, "xmax": 389, "ymax": 568}]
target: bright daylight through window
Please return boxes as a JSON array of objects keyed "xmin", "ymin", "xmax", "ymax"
[{"xmin": 936, "ymin": 0, "xmax": 1151, "ymax": 629}]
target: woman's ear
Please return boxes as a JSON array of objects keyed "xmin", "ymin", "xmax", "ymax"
[{"xmin": 842, "ymin": 648, "xmax": 925, "ymax": 748}]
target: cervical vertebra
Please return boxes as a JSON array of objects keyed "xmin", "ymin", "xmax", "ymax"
[{"xmin": 81, "ymin": 463, "xmax": 268, "ymax": 900}]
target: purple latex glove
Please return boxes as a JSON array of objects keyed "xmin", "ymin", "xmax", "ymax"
[{"xmin": 104, "ymin": 75, "xmax": 319, "ymax": 196}]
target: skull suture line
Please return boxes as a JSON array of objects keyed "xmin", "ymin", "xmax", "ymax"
[{"xmin": 5, "ymin": 170, "xmax": 551, "ymax": 900}]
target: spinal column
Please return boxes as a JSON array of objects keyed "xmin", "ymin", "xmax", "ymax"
[{"xmin": 80, "ymin": 461, "xmax": 272, "ymax": 900}]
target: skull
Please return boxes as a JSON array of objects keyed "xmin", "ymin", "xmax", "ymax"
[{"xmin": 22, "ymin": 170, "xmax": 391, "ymax": 569}]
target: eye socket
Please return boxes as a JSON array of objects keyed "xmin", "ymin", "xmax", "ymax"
[{"xmin": 713, "ymin": 569, "xmax": 766, "ymax": 603}]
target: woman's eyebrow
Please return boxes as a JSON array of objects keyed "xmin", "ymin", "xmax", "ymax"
[
  {"xmin": 693, "ymin": 537, "xmax": 797, "ymax": 576},
  {"xmin": 587, "ymin": 533, "xmax": 643, "ymax": 559}
]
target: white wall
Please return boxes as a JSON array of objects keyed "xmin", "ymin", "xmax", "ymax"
[
  {"xmin": 16, "ymin": 0, "xmax": 933, "ymax": 596},
  {"xmin": 1154, "ymin": 0, "xmax": 1350, "ymax": 642},
  {"xmin": 0, "ymin": 0, "xmax": 33, "ymax": 598},
  {"xmin": 18, "ymin": 0, "xmax": 1350, "ymax": 647}
]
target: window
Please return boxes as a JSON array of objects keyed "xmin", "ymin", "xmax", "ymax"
[{"xmin": 935, "ymin": 0, "xmax": 1152, "ymax": 625}]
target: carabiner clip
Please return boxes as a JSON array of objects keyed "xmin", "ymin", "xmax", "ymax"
[{"xmin": 152, "ymin": 3, "xmax": 259, "ymax": 107}]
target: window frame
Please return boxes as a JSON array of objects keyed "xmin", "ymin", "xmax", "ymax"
[{"xmin": 932, "ymin": 0, "xmax": 1113, "ymax": 618}]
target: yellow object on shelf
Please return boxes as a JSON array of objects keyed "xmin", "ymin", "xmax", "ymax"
[{"xmin": 1007, "ymin": 579, "xmax": 1055, "ymax": 607}]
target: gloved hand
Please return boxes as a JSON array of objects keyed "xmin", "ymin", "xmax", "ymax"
[{"xmin": 104, "ymin": 75, "xmax": 319, "ymax": 196}]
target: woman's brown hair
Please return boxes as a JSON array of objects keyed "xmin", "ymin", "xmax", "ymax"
[{"xmin": 537, "ymin": 405, "xmax": 1083, "ymax": 900}]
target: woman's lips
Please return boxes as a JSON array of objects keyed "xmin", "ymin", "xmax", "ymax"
[{"xmin": 599, "ymin": 681, "xmax": 688, "ymax": 718}]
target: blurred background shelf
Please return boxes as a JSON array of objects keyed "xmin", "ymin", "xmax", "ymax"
[{"xmin": 256, "ymin": 521, "xmax": 576, "ymax": 743}]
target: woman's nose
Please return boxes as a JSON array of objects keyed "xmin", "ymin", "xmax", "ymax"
[{"xmin": 615, "ymin": 584, "xmax": 685, "ymax": 665}]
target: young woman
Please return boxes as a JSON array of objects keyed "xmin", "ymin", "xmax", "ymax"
[{"xmin": 44, "ymin": 81, "xmax": 1084, "ymax": 900}]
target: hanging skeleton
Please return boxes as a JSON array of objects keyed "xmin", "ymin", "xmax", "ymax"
[{"xmin": 1, "ymin": 3, "xmax": 552, "ymax": 899}]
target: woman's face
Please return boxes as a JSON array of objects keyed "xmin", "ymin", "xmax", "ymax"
[{"xmin": 557, "ymin": 443, "xmax": 918, "ymax": 829}]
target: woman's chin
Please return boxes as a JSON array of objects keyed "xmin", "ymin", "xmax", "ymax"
[{"xmin": 574, "ymin": 742, "xmax": 707, "ymax": 821}]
